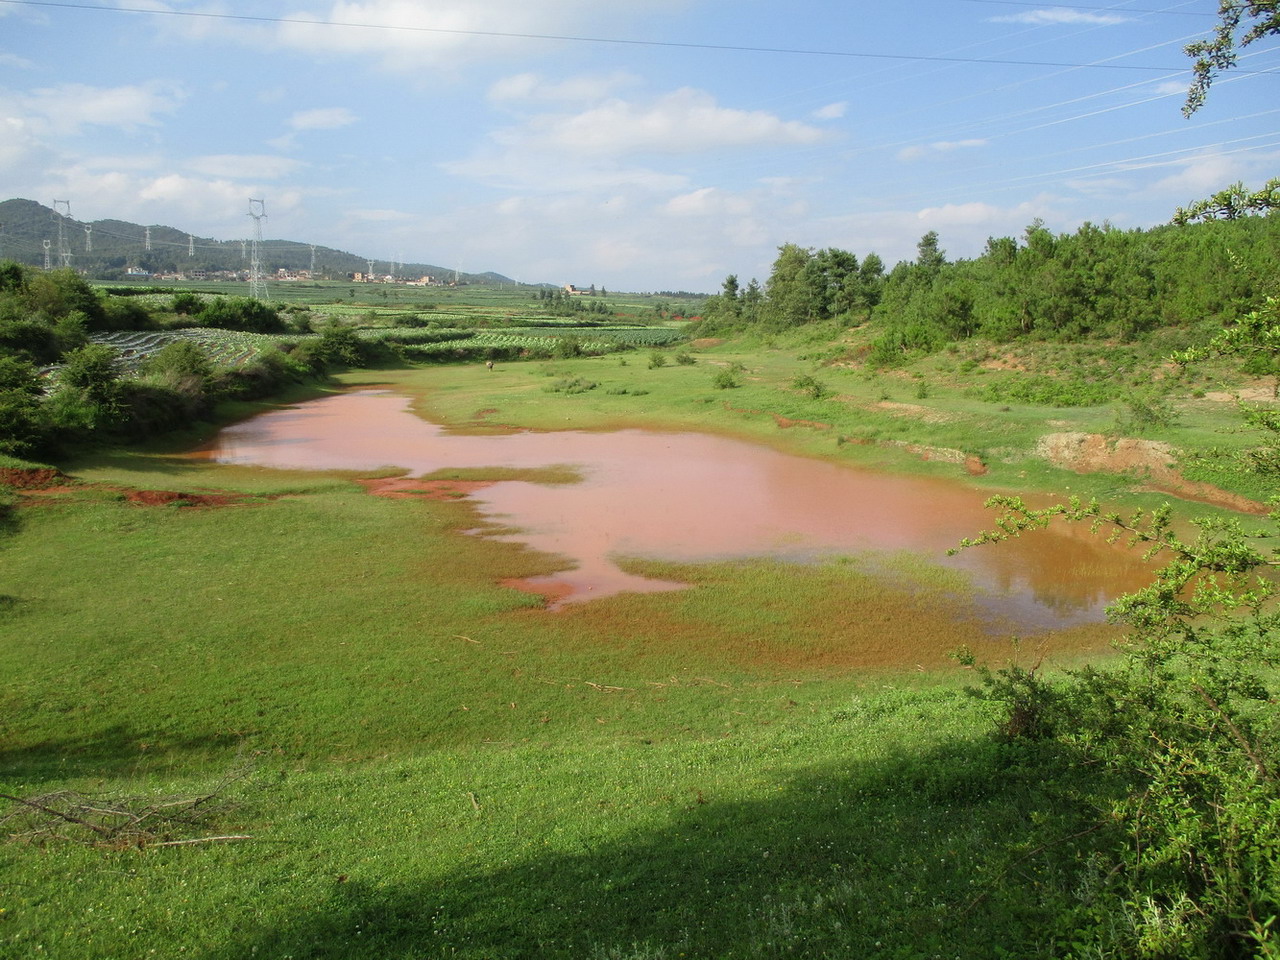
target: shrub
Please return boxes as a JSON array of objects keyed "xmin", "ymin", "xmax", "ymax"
[
  {"xmin": 143, "ymin": 341, "xmax": 212, "ymax": 383},
  {"xmin": 553, "ymin": 336, "xmax": 584, "ymax": 359},
  {"xmin": 0, "ymin": 356, "xmax": 45, "ymax": 455},
  {"xmin": 712, "ymin": 368, "xmax": 740, "ymax": 389},
  {"xmin": 171, "ymin": 292, "xmax": 203, "ymax": 315},
  {"xmin": 1114, "ymin": 391, "xmax": 1180, "ymax": 434},
  {"xmin": 196, "ymin": 297, "xmax": 287, "ymax": 334},
  {"xmin": 791, "ymin": 373, "xmax": 830, "ymax": 399},
  {"xmin": 544, "ymin": 376, "xmax": 597, "ymax": 394},
  {"xmin": 648, "ymin": 351, "xmax": 667, "ymax": 369}
]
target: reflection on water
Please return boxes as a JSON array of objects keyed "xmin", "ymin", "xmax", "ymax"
[{"xmin": 196, "ymin": 389, "xmax": 1152, "ymax": 629}]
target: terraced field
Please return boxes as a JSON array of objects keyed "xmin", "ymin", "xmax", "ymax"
[{"xmin": 89, "ymin": 328, "xmax": 297, "ymax": 370}]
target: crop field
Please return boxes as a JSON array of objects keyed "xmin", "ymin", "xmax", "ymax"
[{"xmin": 89, "ymin": 328, "xmax": 297, "ymax": 370}]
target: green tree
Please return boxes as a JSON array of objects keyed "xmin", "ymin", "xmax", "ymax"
[
  {"xmin": 46, "ymin": 342, "xmax": 123, "ymax": 434},
  {"xmin": 1173, "ymin": 178, "xmax": 1280, "ymax": 225},
  {"xmin": 0, "ymin": 355, "xmax": 45, "ymax": 455},
  {"xmin": 914, "ymin": 230, "xmax": 946, "ymax": 274},
  {"xmin": 1184, "ymin": 1, "xmax": 1280, "ymax": 115},
  {"xmin": 763, "ymin": 244, "xmax": 820, "ymax": 327}
]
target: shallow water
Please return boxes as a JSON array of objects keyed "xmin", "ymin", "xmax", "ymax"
[{"xmin": 196, "ymin": 389, "xmax": 1151, "ymax": 629}]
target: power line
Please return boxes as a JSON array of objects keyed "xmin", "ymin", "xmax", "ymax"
[
  {"xmin": 1, "ymin": 0, "xmax": 1272, "ymax": 74},
  {"xmin": 956, "ymin": 0, "xmax": 1213, "ymax": 16}
]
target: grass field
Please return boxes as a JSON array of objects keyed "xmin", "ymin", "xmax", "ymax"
[{"xmin": 1, "ymin": 313, "xmax": 1270, "ymax": 957}]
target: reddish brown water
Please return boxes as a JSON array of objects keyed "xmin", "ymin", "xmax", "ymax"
[{"xmin": 197, "ymin": 389, "xmax": 1152, "ymax": 629}]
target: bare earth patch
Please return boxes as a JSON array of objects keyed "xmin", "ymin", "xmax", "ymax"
[
  {"xmin": 0, "ymin": 468, "xmax": 66, "ymax": 489},
  {"xmin": 1036, "ymin": 432, "xmax": 1267, "ymax": 514},
  {"xmin": 874, "ymin": 401, "xmax": 959, "ymax": 424},
  {"xmin": 11, "ymin": 475, "xmax": 262, "ymax": 508},
  {"xmin": 1203, "ymin": 387, "xmax": 1279, "ymax": 403},
  {"xmin": 123, "ymin": 489, "xmax": 241, "ymax": 507}
]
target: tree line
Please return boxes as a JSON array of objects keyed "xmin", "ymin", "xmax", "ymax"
[{"xmin": 691, "ymin": 207, "xmax": 1280, "ymax": 362}]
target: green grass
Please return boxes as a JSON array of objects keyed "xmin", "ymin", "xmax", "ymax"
[
  {"xmin": 3, "ymin": 317, "xmax": 1272, "ymax": 958},
  {"xmin": 0, "ymin": 426, "xmax": 1110, "ymax": 957}
]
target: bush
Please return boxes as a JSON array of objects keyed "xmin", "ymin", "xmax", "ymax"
[
  {"xmin": 142, "ymin": 341, "xmax": 212, "ymax": 383},
  {"xmin": 0, "ymin": 320, "xmax": 60, "ymax": 364},
  {"xmin": 544, "ymin": 376, "xmax": 597, "ymax": 394},
  {"xmin": 791, "ymin": 374, "xmax": 830, "ymax": 399},
  {"xmin": 553, "ymin": 336, "xmax": 585, "ymax": 359},
  {"xmin": 196, "ymin": 297, "xmax": 287, "ymax": 334},
  {"xmin": 171, "ymin": 292, "xmax": 203, "ymax": 315},
  {"xmin": 712, "ymin": 368, "xmax": 740, "ymax": 389},
  {"xmin": 0, "ymin": 355, "xmax": 46, "ymax": 455},
  {"xmin": 1114, "ymin": 391, "xmax": 1180, "ymax": 434}
]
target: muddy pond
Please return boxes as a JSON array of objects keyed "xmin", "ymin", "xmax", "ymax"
[{"xmin": 198, "ymin": 388, "xmax": 1152, "ymax": 632}]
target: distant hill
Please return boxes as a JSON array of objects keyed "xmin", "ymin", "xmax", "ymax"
[{"xmin": 0, "ymin": 198, "xmax": 516, "ymax": 285}]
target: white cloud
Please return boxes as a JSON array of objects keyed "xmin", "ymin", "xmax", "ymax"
[
  {"xmin": 812, "ymin": 102, "xmax": 847, "ymax": 121},
  {"xmin": 1152, "ymin": 80, "xmax": 1188, "ymax": 97},
  {"xmin": 441, "ymin": 150, "xmax": 690, "ymax": 194},
  {"xmin": 273, "ymin": 0, "xmax": 681, "ymax": 72},
  {"xmin": 1149, "ymin": 152, "xmax": 1265, "ymax": 198},
  {"xmin": 186, "ymin": 154, "xmax": 305, "ymax": 179},
  {"xmin": 22, "ymin": 81, "xmax": 184, "ymax": 134},
  {"xmin": 0, "ymin": 114, "xmax": 42, "ymax": 172},
  {"xmin": 24, "ymin": 162, "xmax": 306, "ymax": 236},
  {"xmin": 288, "ymin": 106, "xmax": 358, "ymax": 131},
  {"xmin": 990, "ymin": 9, "xmax": 1131, "ymax": 26},
  {"xmin": 344, "ymin": 207, "xmax": 416, "ymax": 223},
  {"xmin": 497, "ymin": 88, "xmax": 826, "ymax": 157},
  {"xmin": 916, "ymin": 201, "xmax": 1009, "ymax": 227},
  {"xmin": 897, "ymin": 139, "xmax": 987, "ymax": 161},
  {"xmin": 488, "ymin": 71, "xmax": 638, "ymax": 103},
  {"xmin": 663, "ymin": 187, "xmax": 752, "ymax": 217},
  {"xmin": 0, "ymin": 53, "xmax": 34, "ymax": 68}
]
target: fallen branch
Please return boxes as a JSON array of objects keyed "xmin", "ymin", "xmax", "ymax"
[{"xmin": 1, "ymin": 763, "xmax": 255, "ymax": 850}]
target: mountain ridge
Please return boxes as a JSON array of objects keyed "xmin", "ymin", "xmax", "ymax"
[{"xmin": 0, "ymin": 198, "xmax": 518, "ymax": 286}]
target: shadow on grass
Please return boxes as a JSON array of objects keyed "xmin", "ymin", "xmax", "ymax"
[
  {"xmin": 0, "ymin": 725, "xmax": 247, "ymax": 785},
  {"xmin": 201, "ymin": 740, "xmax": 1089, "ymax": 960}
]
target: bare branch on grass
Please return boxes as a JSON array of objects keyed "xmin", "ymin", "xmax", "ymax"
[{"xmin": 0, "ymin": 763, "xmax": 255, "ymax": 850}]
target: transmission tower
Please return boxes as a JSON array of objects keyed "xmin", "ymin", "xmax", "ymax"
[
  {"xmin": 188, "ymin": 234, "xmax": 194, "ymax": 257},
  {"xmin": 240, "ymin": 239, "xmax": 247, "ymax": 261},
  {"xmin": 366, "ymin": 259, "xmax": 374, "ymax": 281},
  {"xmin": 84, "ymin": 225, "xmax": 92, "ymax": 253},
  {"xmin": 144, "ymin": 226, "xmax": 151, "ymax": 251},
  {"xmin": 0, "ymin": 222, "xmax": 4, "ymax": 260},
  {"xmin": 247, "ymin": 198, "xmax": 268, "ymax": 300},
  {"xmin": 309, "ymin": 244, "xmax": 316, "ymax": 277},
  {"xmin": 52, "ymin": 200, "xmax": 72, "ymax": 268},
  {"xmin": 42, "ymin": 240, "xmax": 52, "ymax": 270}
]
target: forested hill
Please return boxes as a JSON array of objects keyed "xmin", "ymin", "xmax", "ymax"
[
  {"xmin": 0, "ymin": 198, "xmax": 514, "ymax": 285},
  {"xmin": 691, "ymin": 210, "xmax": 1280, "ymax": 362}
]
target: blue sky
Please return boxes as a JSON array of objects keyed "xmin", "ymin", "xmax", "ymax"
[{"xmin": 1, "ymin": 1, "xmax": 1277, "ymax": 291}]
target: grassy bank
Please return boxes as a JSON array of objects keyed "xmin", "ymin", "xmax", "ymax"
[{"xmin": 0, "ymin": 329, "xmax": 1264, "ymax": 957}]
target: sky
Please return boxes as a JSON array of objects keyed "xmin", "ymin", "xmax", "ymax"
[{"xmin": 1, "ymin": 0, "xmax": 1277, "ymax": 292}]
